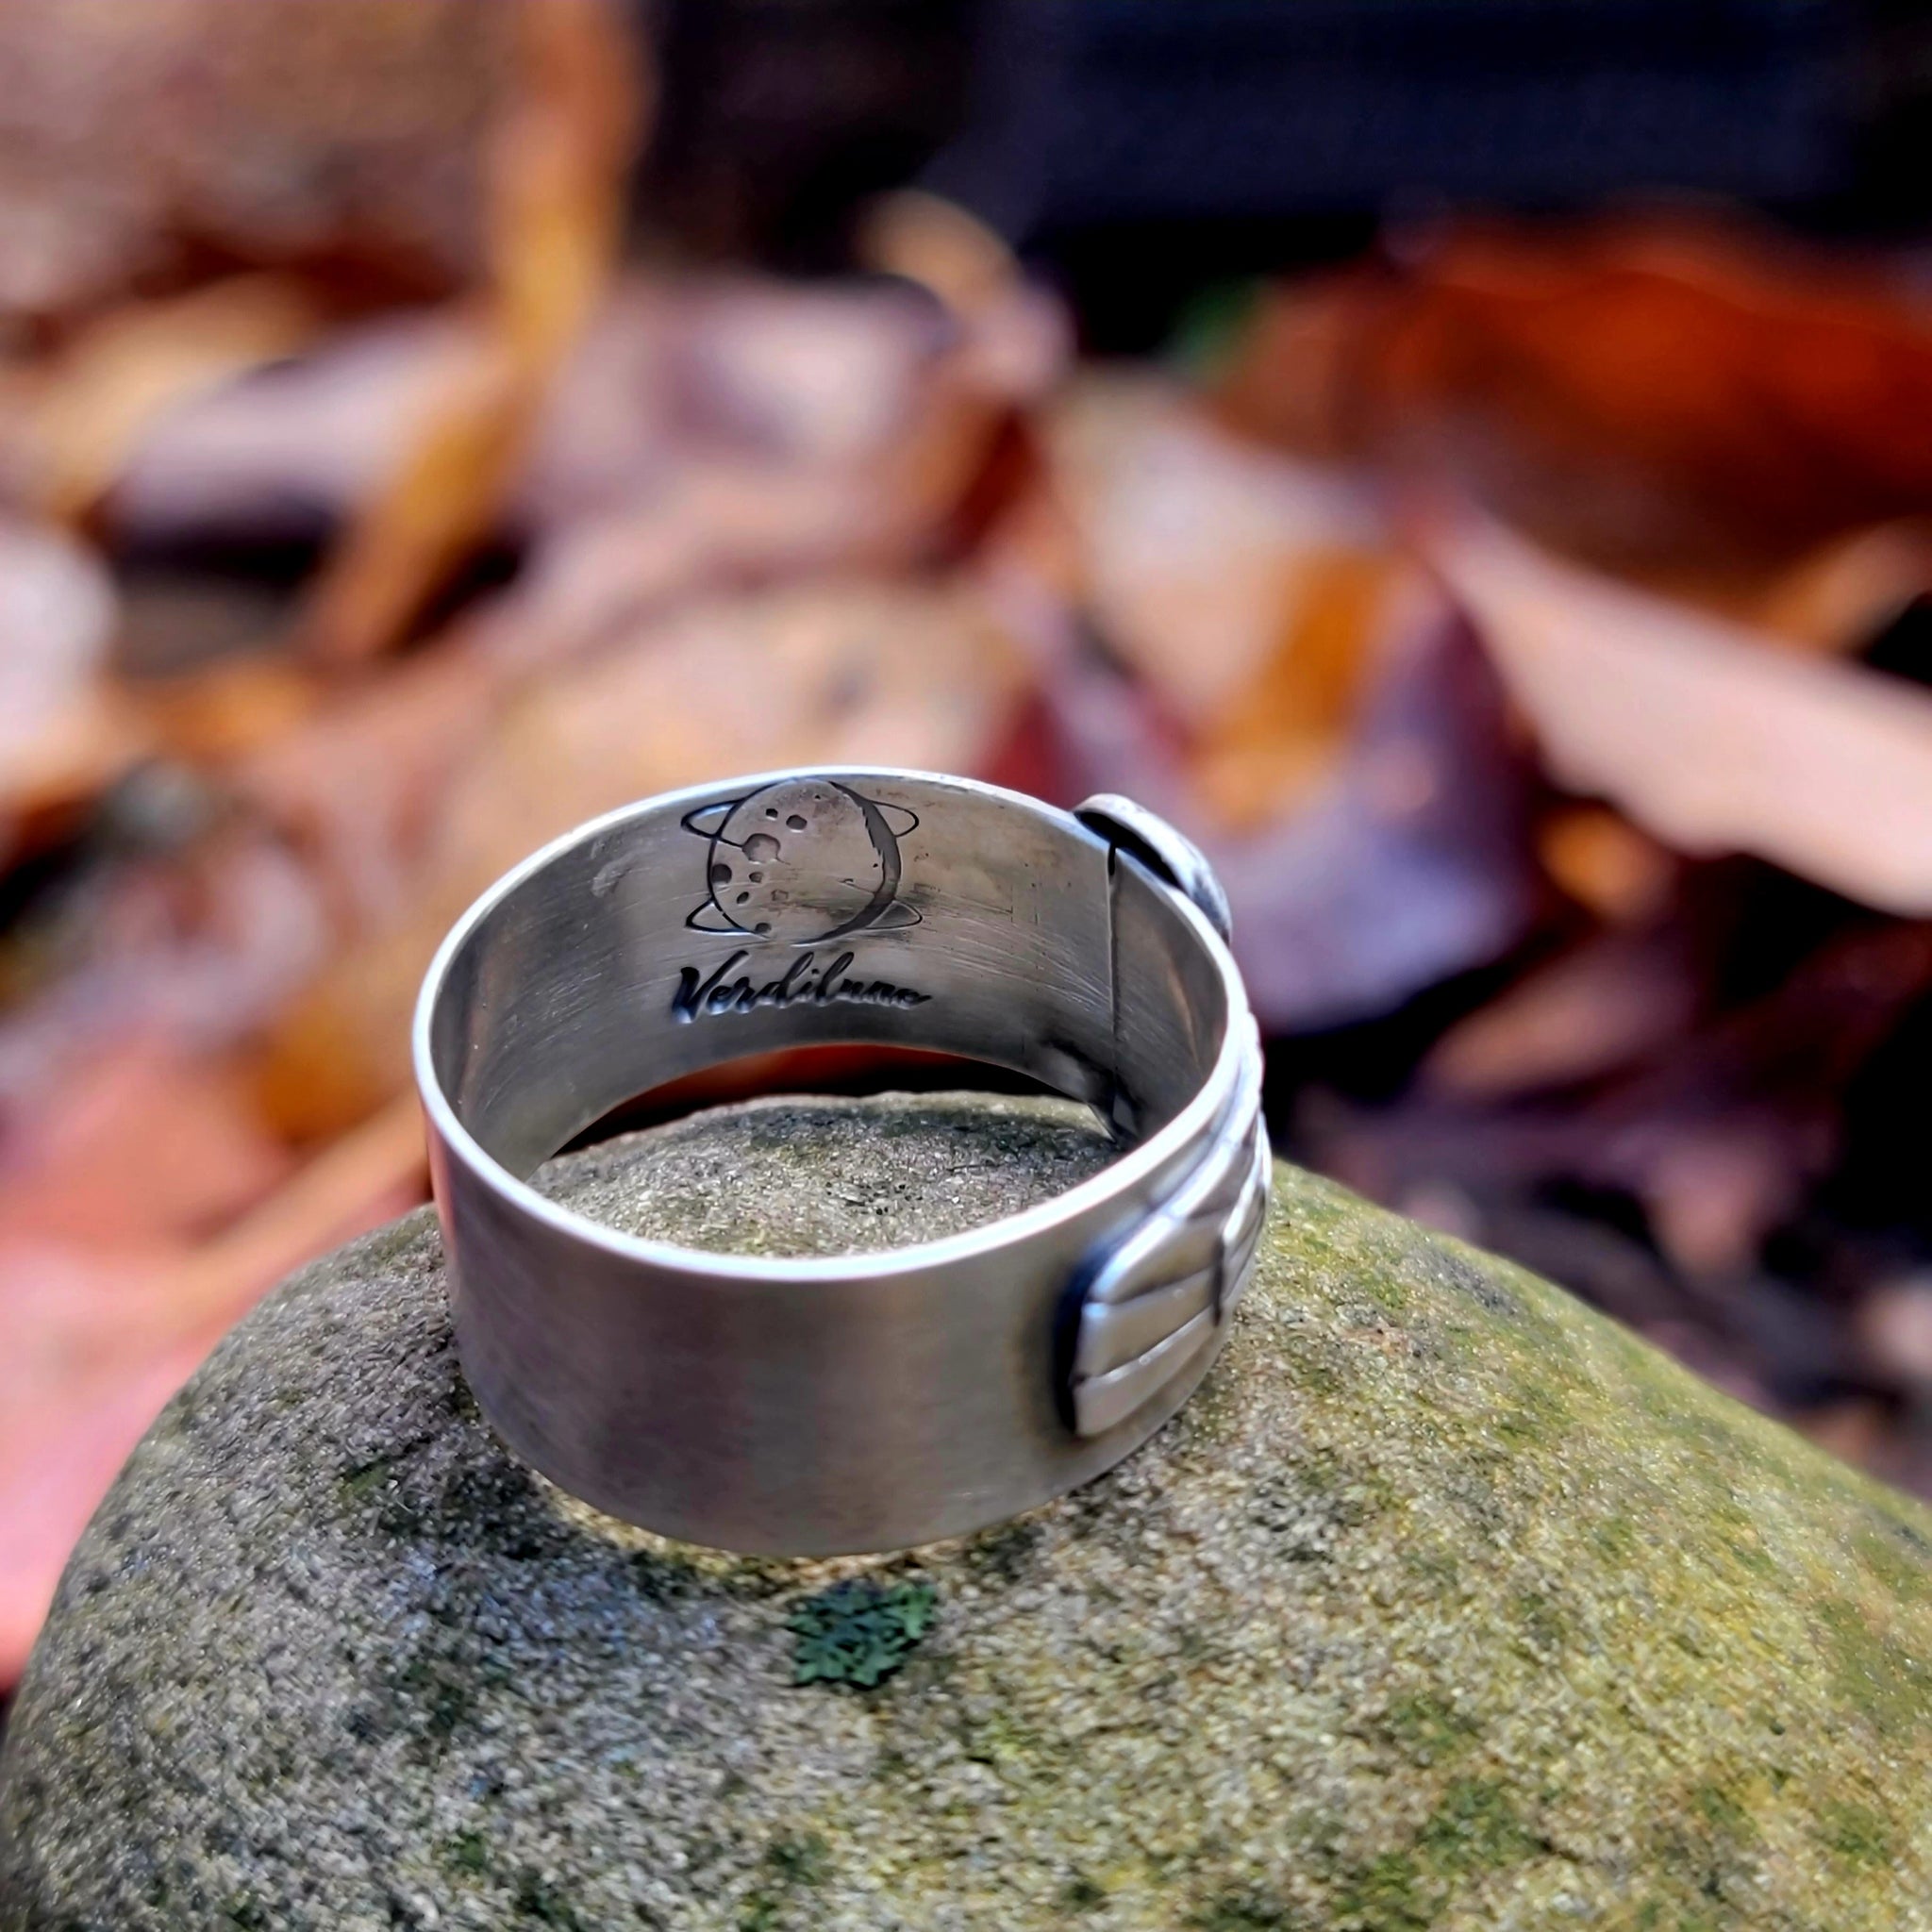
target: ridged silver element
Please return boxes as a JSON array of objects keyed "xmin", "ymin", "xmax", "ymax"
[{"xmin": 1069, "ymin": 1021, "xmax": 1269, "ymax": 1438}]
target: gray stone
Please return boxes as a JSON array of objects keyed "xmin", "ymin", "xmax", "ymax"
[{"xmin": 5, "ymin": 1091, "xmax": 1932, "ymax": 1930}]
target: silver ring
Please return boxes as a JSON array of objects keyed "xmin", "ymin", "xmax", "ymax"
[{"xmin": 413, "ymin": 769, "xmax": 1269, "ymax": 1555}]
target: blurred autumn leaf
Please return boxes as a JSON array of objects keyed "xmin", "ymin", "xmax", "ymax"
[
  {"xmin": 304, "ymin": 0, "xmax": 644, "ymax": 663},
  {"xmin": 0, "ymin": 0, "xmax": 514, "ymax": 325},
  {"xmin": 1222, "ymin": 219, "xmax": 1932, "ymax": 576},
  {"xmin": 1430, "ymin": 508, "xmax": 1932, "ymax": 915}
]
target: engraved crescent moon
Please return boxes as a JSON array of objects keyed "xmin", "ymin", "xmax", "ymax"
[{"xmin": 808, "ymin": 784, "xmax": 920, "ymax": 942}]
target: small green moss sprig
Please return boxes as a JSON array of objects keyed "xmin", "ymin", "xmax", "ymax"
[{"xmin": 788, "ymin": 1577, "xmax": 937, "ymax": 1688}]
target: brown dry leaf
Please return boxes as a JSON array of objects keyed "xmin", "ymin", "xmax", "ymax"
[
  {"xmin": 0, "ymin": 1093, "xmax": 425, "ymax": 1686},
  {"xmin": 0, "ymin": 1038, "xmax": 291, "ymax": 1245},
  {"xmin": 1795, "ymin": 1400, "xmax": 1893, "ymax": 1470},
  {"xmin": 0, "ymin": 0, "xmax": 515, "ymax": 327},
  {"xmin": 296, "ymin": 314, "xmax": 530, "ymax": 663},
  {"xmin": 858, "ymin": 191, "xmax": 1021, "ymax": 322},
  {"xmin": 0, "ymin": 827, "xmax": 331, "ymax": 1122},
  {"xmin": 225, "ymin": 447, "xmax": 905, "ymax": 942},
  {"xmin": 1432, "ymin": 508, "xmax": 1932, "ymax": 915},
  {"xmin": 109, "ymin": 263, "xmax": 1031, "ymax": 560},
  {"xmin": 104, "ymin": 309, "xmax": 467, "ymax": 553},
  {"xmin": 1042, "ymin": 374, "xmax": 1395, "ymax": 828},
  {"xmin": 1210, "ymin": 606, "xmax": 1541, "ymax": 1029},
  {"xmin": 227, "ymin": 458, "xmax": 916, "ymax": 935},
  {"xmin": 303, "ymin": 0, "xmax": 642, "ymax": 663},
  {"xmin": 25, "ymin": 275, "xmax": 325, "ymax": 523},
  {"xmin": 522, "ymin": 227, "xmax": 1059, "ymax": 558},
  {"xmin": 103, "ymin": 247, "xmax": 1058, "ymax": 686},
  {"xmin": 1639, "ymin": 1124, "xmax": 1809, "ymax": 1282},
  {"xmin": 855, "ymin": 190, "xmax": 1070, "ymax": 541},
  {"xmin": 1422, "ymin": 927, "xmax": 1698, "ymax": 1102},
  {"xmin": 1409, "ymin": 918, "xmax": 1932, "ymax": 1281},
  {"xmin": 1857, "ymin": 1275, "xmax": 1932, "ymax": 1389},
  {"xmin": 0, "ymin": 690, "xmax": 144, "ymax": 860},
  {"xmin": 1537, "ymin": 516, "xmax": 1932, "ymax": 660},
  {"xmin": 0, "ymin": 514, "xmax": 141, "ymax": 850},
  {"xmin": 232, "ymin": 640, "xmax": 505, "ymax": 932},
  {"xmin": 232, "ymin": 260, "xmax": 1063, "ymax": 927},
  {"xmin": 258, "ymin": 578, "xmax": 1029, "ymax": 1137},
  {"xmin": 1048, "ymin": 373, "xmax": 1387, "ymax": 725},
  {"xmin": 521, "ymin": 276, "xmax": 953, "ymax": 532},
  {"xmin": 1607, "ymin": 919, "xmax": 1932, "ymax": 1275},
  {"xmin": 1692, "ymin": 520, "xmax": 1932, "ymax": 654},
  {"xmin": 1016, "ymin": 543, "xmax": 1541, "ymax": 1034},
  {"xmin": 1219, "ymin": 227, "xmax": 1932, "ymax": 654},
  {"xmin": 136, "ymin": 657, "xmax": 323, "ymax": 766},
  {"xmin": 1192, "ymin": 546, "xmax": 1394, "ymax": 829},
  {"xmin": 1223, "ymin": 220, "xmax": 1932, "ymax": 572}
]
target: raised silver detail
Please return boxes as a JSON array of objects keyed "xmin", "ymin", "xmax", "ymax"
[
  {"xmin": 1067, "ymin": 1021, "xmax": 1268, "ymax": 1436},
  {"xmin": 1075, "ymin": 792, "xmax": 1234, "ymax": 943},
  {"xmin": 415, "ymin": 769, "xmax": 1269, "ymax": 1556}
]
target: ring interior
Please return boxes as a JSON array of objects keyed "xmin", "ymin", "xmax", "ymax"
[{"xmin": 426, "ymin": 775, "xmax": 1231, "ymax": 1194}]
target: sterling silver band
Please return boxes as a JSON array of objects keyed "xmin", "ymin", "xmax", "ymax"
[{"xmin": 413, "ymin": 770, "xmax": 1269, "ymax": 1556}]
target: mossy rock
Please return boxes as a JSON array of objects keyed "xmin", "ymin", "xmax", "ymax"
[{"xmin": 5, "ymin": 1091, "xmax": 1932, "ymax": 1930}]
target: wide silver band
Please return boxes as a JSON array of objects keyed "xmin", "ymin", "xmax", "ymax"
[{"xmin": 413, "ymin": 769, "xmax": 1269, "ymax": 1556}]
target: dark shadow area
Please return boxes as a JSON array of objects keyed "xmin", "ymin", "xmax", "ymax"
[{"xmin": 561, "ymin": 1044, "xmax": 1074, "ymax": 1150}]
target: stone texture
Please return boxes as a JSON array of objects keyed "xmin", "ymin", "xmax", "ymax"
[{"xmin": 5, "ymin": 1091, "xmax": 1932, "ymax": 1930}]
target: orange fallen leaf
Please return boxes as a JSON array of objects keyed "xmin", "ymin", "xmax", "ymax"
[
  {"xmin": 1537, "ymin": 805, "xmax": 1677, "ymax": 926},
  {"xmin": 1192, "ymin": 544, "xmax": 1392, "ymax": 830},
  {"xmin": 1697, "ymin": 520, "xmax": 1932, "ymax": 655},
  {"xmin": 1042, "ymin": 374, "xmax": 1396, "ymax": 830},
  {"xmin": 136, "ymin": 656, "xmax": 323, "ymax": 766},
  {"xmin": 1048, "ymin": 374, "xmax": 1386, "ymax": 727}
]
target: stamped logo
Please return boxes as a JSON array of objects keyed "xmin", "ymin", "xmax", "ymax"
[
  {"xmin": 673, "ymin": 779, "xmax": 929, "ymax": 1022},
  {"xmin": 681, "ymin": 779, "xmax": 921, "ymax": 944},
  {"xmin": 671, "ymin": 948, "xmax": 931, "ymax": 1023}
]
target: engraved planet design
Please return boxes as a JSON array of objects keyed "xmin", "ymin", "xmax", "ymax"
[{"xmin": 681, "ymin": 779, "xmax": 921, "ymax": 945}]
